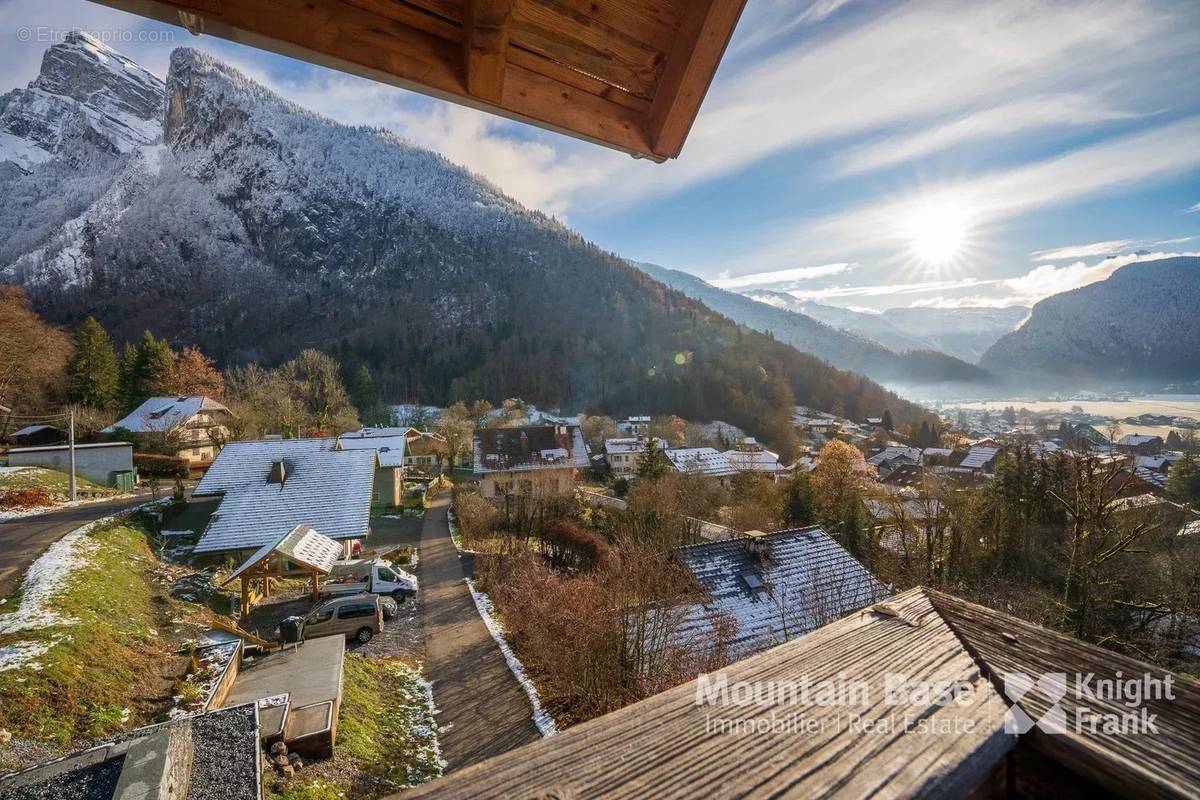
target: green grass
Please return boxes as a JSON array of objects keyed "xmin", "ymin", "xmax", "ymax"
[
  {"xmin": 266, "ymin": 655, "xmax": 444, "ymax": 799},
  {"xmin": 0, "ymin": 466, "xmax": 110, "ymax": 496},
  {"xmin": 0, "ymin": 523, "xmax": 183, "ymax": 748}
]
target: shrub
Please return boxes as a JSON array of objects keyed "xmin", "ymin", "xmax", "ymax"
[
  {"xmin": 0, "ymin": 486, "xmax": 53, "ymax": 509},
  {"xmin": 542, "ymin": 520, "xmax": 612, "ymax": 572},
  {"xmin": 452, "ymin": 487, "xmax": 502, "ymax": 546},
  {"xmin": 133, "ymin": 453, "xmax": 189, "ymax": 479}
]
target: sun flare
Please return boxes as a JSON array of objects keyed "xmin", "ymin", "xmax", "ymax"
[{"xmin": 902, "ymin": 194, "xmax": 973, "ymax": 267}]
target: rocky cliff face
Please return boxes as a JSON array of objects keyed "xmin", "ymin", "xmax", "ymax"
[{"xmin": 0, "ymin": 31, "xmax": 162, "ymax": 171}]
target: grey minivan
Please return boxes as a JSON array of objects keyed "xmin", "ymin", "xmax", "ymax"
[{"xmin": 302, "ymin": 594, "xmax": 383, "ymax": 644}]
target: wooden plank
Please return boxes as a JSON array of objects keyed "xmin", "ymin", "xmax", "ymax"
[
  {"xmin": 928, "ymin": 590, "xmax": 1200, "ymax": 800},
  {"xmin": 510, "ymin": 0, "xmax": 667, "ymax": 98},
  {"xmin": 646, "ymin": 0, "xmax": 745, "ymax": 158},
  {"xmin": 400, "ymin": 588, "xmax": 1014, "ymax": 799},
  {"xmin": 463, "ymin": 0, "xmax": 516, "ymax": 103},
  {"xmin": 90, "ymin": 0, "xmax": 658, "ymax": 157},
  {"xmin": 539, "ymin": 0, "xmax": 685, "ymax": 54}
]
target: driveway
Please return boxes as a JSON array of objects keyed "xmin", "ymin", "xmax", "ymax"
[
  {"xmin": 0, "ymin": 493, "xmax": 151, "ymax": 599},
  {"xmin": 420, "ymin": 494, "xmax": 540, "ymax": 771}
]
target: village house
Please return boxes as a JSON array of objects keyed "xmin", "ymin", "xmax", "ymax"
[
  {"xmin": 663, "ymin": 446, "xmax": 739, "ymax": 483},
  {"xmin": 474, "ymin": 423, "xmax": 590, "ymax": 499},
  {"xmin": 603, "ymin": 436, "xmax": 668, "ymax": 477},
  {"xmin": 103, "ymin": 395, "xmax": 232, "ymax": 466},
  {"xmin": 669, "ymin": 527, "xmax": 887, "ymax": 660},
  {"xmin": 724, "ymin": 438, "xmax": 787, "ymax": 480},
  {"xmin": 1117, "ymin": 433, "xmax": 1165, "ymax": 456},
  {"xmin": 191, "ymin": 438, "xmax": 376, "ymax": 558},
  {"xmin": 618, "ymin": 415, "xmax": 652, "ymax": 436},
  {"xmin": 405, "ymin": 429, "xmax": 450, "ymax": 471},
  {"xmin": 336, "ymin": 428, "xmax": 407, "ymax": 508},
  {"xmin": 959, "ymin": 445, "xmax": 1001, "ymax": 475}
]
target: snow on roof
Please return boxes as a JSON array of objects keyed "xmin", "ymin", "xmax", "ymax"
[
  {"xmin": 1134, "ymin": 455, "xmax": 1168, "ymax": 470},
  {"xmin": 192, "ymin": 438, "xmax": 375, "ymax": 554},
  {"xmin": 102, "ymin": 395, "xmax": 229, "ymax": 433},
  {"xmin": 9, "ymin": 424, "xmax": 61, "ymax": 437},
  {"xmin": 866, "ymin": 447, "xmax": 921, "ymax": 467},
  {"xmin": 222, "ymin": 524, "xmax": 343, "ymax": 585},
  {"xmin": 724, "ymin": 449, "xmax": 784, "ymax": 473},
  {"xmin": 474, "ymin": 425, "xmax": 590, "ymax": 473},
  {"xmin": 1131, "ymin": 466, "xmax": 1168, "ymax": 490},
  {"xmin": 959, "ymin": 446, "xmax": 1000, "ymax": 470},
  {"xmin": 1119, "ymin": 434, "xmax": 1163, "ymax": 447},
  {"xmin": 672, "ymin": 527, "xmax": 888, "ymax": 658},
  {"xmin": 603, "ymin": 437, "xmax": 667, "ymax": 456},
  {"xmin": 337, "ymin": 431, "xmax": 407, "ymax": 467},
  {"xmin": 922, "ymin": 447, "xmax": 954, "ymax": 457},
  {"xmin": 664, "ymin": 447, "xmax": 738, "ymax": 478}
]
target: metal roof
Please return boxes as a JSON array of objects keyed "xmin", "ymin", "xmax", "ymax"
[
  {"xmin": 193, "ymin": 438, "xmax": 375, "ymax": 554},
  {"xmin": 672, "ymin": 526, "xmax": 888, "ymax": 658},
  {"xmin": 663, "ymin": 447, "xmax": 738, "ymax": 478},
  {"xmin": 959, "ymin": 446, "xmax": 1000, "ymax": 470}
]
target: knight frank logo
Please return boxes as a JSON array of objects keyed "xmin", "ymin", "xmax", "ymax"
[
  {"xmin": 1001, "ymin": 671, "xmax": 1176, "ymax": 736},
  {"xmin": 1002, "ymin": 672, "xmax": 1068, "ymax": 734}
]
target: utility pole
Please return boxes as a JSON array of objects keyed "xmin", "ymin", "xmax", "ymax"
[{"xmin": 68, "ymin": 408, "xmax": 77, "ymax": 502}]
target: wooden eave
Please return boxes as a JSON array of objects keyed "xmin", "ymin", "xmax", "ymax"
[{"xmin": 88, "ymin": 0, "xmax": 747, "ymax": 161}]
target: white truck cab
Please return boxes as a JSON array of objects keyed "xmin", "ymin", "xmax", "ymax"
[{"xmin": 320, "ymin": 557, "xmax": 417, "ymax": 602}]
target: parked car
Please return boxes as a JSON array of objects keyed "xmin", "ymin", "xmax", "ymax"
[
  {"xmin": 318, "ymin": 557, "xmax": 417, "ymax": 602},
  {"xmin": 301, "ymin": 594, "xmax": 383, "ymax": 644}
]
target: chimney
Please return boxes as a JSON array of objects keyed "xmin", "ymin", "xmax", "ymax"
[
  {"xmin": 268, "ymin": 459, "xmax": 287, "ymax": 486},
  {"xmin": 743, "ymin": 530, "xmax": 771, "ymax": 566}
]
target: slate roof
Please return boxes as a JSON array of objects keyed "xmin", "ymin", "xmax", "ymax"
[
  {"xmin": 192, "ymin": 438, "xmax": 375, "ymax": 554},
  {"xmin": 959, "ymin": 446, "xmax": 1000, "ymax": 470},
  {"xmin": 102, "ymin": 395, "xmax": 229, "ymax": 433},
  {"xmin": 671, "ymin": 526, "xmax": 887, "ymax": 658},
  {"xmin": 337, "ymin": 430, "xmax": 407, "ymax": 467},
  {"xmin": 663, "ymin": 447, "xmax": 739, "ymax": 478},
  {"xmin": 474, "ymin": 425, "xmax": 589, "ymax": 473},
  {"xmin": 866, "ymin": 446, "xmax": 922, "ymax": 467}
]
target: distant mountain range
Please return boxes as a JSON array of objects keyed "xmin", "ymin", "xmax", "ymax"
[
  {"xmin": 980, "ymin": 256, "xmax": 1200, "ymax": 387},
  {"xmin": 636, "ymin": 262, "xmax": 993, "ymax": 386},
  {"xmin": 744, "ymin": 292, "xmax": 1028, "ymax": 364},
  {"xmin": 0, "ymin": 32, "xmax": 939, "ymax": 445}
]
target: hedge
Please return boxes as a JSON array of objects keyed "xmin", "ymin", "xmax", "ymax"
[{"xmin": 133, "ymin": 453, "xmax": 189, "ymax": 479}]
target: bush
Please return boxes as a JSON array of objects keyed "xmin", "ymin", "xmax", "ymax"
[
  {"xmin": 542, "ymin": 520, "xmax": 612, "ymax": 572},
  {"xmin": 0, "ymin": 486, "xmax": 53, "ymax": 509},
  {"xmin": 133, "ymin": 453, "xmax": 189, "ymax": 479},
  {"xmin": 452, "ymin": 487, "xmax": 501, "ymax": 546}
]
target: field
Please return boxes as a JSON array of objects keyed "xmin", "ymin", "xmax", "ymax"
[{"xmin": 950, "ymin": 396, "xmax": 1200, "ymax": 439}]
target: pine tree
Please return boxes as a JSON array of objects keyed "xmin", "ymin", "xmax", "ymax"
[
  {"xmin": 67, "ymin": 316, "xmax": 119, "ymax": 410},
  {"xmin": 636, "ymin": 438, "xmax": 669, "ymax": 479},
  {"xmin": 881, "ymin": 409, "xmax": 895, "ymax": 431},
  {"xmin": 785, "ymin": 469, "xmax": 816, "ymax": 527}
]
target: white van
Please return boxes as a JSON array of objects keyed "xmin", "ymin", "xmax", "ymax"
[{"xmin": 319, "ymin": 557, "xmax": 417, "ymax": 602}]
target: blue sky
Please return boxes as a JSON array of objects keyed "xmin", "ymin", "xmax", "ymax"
[{"xmin": 2, "ymin": 0, "xmax": 1199, "ymax": 310}]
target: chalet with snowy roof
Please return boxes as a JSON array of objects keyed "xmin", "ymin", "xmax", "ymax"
[
  {"xmin": 867, "ymin": 446, "xmax": 922, "ymax": 480},
  {"xmin": 405, "ymin": 430, "xmax": 449, "ymax": 470},
  {"xmin": 663, "ymin": 446, "xmax": 739, "ymax": 482},
  {"xmin": 1117, "ymin": 433, "xmax": 1164, "ymax": 456},
  {"xmin": 921, "ymin": 446, "xmax": 955, "ymax": 466},
  {"xmin": 103, "ymin": 395, "xmax": 232, "ymax": 466},
  {"xmin": 618, "ymin": 415, "xmax": 652, "ymax": 436},
  {"xmin": 192, "ymin": 438, "xmax": 375, "ymax": 556},
  {"xmin": 6, "ymin": 424, "xmax": 65, "ymax": 447},
  {"xmin": 670, "ymin": 527, "xmax": 886, "ymax": 659},
  {"xmin": 724, "ymin": 445, "xmax": 787, "ymax": 480},
  {"xmin": 474, "ymin": 423, "xmax": 589, "ymax": 499},
  {"xmin": 336, "ymin": 428, "xmax": 407, "ymax": 508},
  {"xmin": 959, "ymin": 445, "xmax": 1001, "ymax": 474},
  {"xmin": 603, "ymin": 436, "xmax": 668, "ymax": 477},
  {"xmin": 406, "ymin": 586, "xmax": 1200, "ymax": 800}
]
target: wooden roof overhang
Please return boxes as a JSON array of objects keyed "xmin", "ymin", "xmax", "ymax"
[{"xmin": 90, "ymin": 0, "xmax": 747, "ymax": 161}]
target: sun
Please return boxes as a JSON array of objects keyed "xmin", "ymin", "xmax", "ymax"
[{"xmin": 901, "ymin": 193, "xmax": 973, "ymax": 267}]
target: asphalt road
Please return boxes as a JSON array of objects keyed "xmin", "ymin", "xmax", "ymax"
[{"xmin": 0, "ymin": 493, "xmax": 152, "ymax": 599}]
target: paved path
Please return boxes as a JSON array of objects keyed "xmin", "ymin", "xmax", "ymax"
[
  {"xmin": 420, "ymin": 494, "xmax": 540, "ymax": 772},
  {"xmin": 0, "ymin": 493, "xmax": 151, "ymax": 599}
]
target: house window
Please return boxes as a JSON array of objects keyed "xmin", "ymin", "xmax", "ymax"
[{"xmin": 192, "ymin": 448, "xmax": 201, "ymax": 456}]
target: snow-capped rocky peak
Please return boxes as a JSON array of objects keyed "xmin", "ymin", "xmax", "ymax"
[{"xmin": 0, "ymin": 30, "xmax": 165, "ymax": 171}]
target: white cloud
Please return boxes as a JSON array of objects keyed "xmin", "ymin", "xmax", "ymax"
[
  {"xmin": 710, "ymin": 262, "xmax": 852, "ymax": 290},
  {"xmin": 832, "ymin": 94, "xmax": 1143, "ymax": 178},
  {"xmin": 1187, "ymin": 202, "xmax": 1200, "ymax": 213},
  {"xmin": 1031, "ymin": 240, "xmax": 1138, "ymax": 261},
  {"xmin": 784, "ymin": 277, "xmax": 1002, "ymax": 301}
]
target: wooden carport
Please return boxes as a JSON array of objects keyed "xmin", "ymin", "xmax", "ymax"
[
  {"xmin": 222, "ymin": 524, "xmax": 343, "ymax": 615},
  {"xmin": 90, "ymin": 0, "xmax": 747, "ymax": 161}
]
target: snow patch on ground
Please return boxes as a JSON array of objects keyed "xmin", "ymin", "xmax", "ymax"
[
  {"xmin": 0, "ymin": 637, "xmax": 63, "ymax": 672},
  {"xmin": 445, "ymin": 508, "xmax": 478, "ymax": 555},
  {"xmin": 0, "ymin": 494, "xmax": 126, "ymax": 522},
  {"xmin": 463, "ymin": 578, "xmax": 557, "ymax": 737}
]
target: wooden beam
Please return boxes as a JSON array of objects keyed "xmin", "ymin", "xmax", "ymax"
[
  {"xmin": 646, "ymin": 0, "xmax": 746, "ymax": 159},
  {"xmin": 90, "ymin": 0, "xmax": 657, "ymax": 158},
  {"xmin": 463, "ymin": 0, "xmax": 515, "ymax": 104}
]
